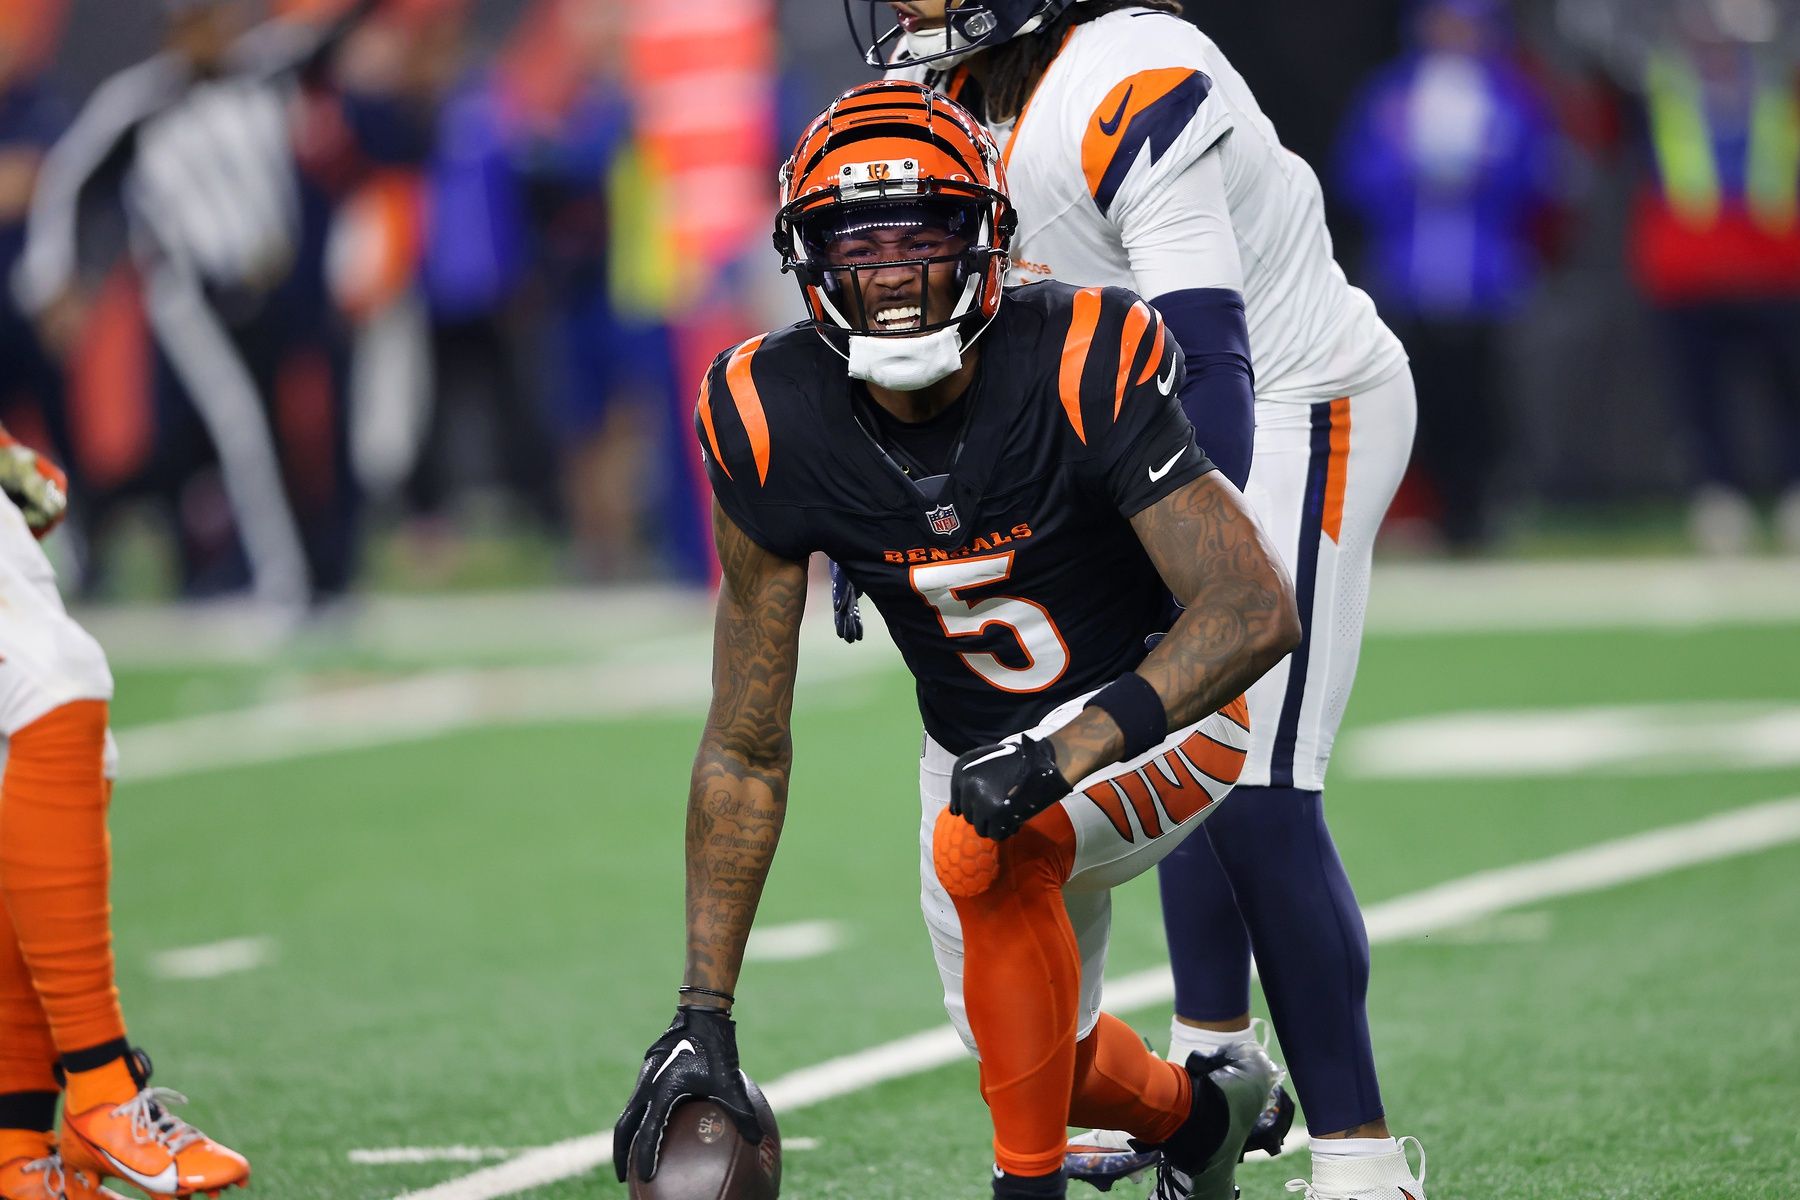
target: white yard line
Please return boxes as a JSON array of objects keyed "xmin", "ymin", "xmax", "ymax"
[
  {"xmin": 389, "ymin": 795, "xmax": 1800, "ymax": 1200},
  {"xmin": 113, "ymin": 623, "xmax": 887, "ymax": 784},
  {"xmin": 1342, "ymin": 701, "xmax": 1800, "ymax": 780},
  {"xmin": 75, "ymin": 558, "xmax": 1800, "ymax": 669},
  {"xmin": 351, "ymin": 1149, "xmax": 515, "ymax": 1165},
  {"xmin": 744, "ymin": 920, "xmax": 847, "ymax": 964},
  {"xmin": 148, "ymin": 936, "xmax": 274, "ymax": 980}
]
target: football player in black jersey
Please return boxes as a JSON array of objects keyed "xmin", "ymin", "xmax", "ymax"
[{"xmin": 613, "ymin": 82, "xmax": 1300, "ymax": 1200}]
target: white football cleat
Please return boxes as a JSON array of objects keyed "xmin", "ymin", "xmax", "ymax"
[{"xmin": 1285, "ymin": 1135, "xmax": 1427, "ymax": 1200}]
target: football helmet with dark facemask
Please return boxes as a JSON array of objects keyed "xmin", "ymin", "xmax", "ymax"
[
  {"xmin": 844, "ymin": 0, "xmax": 1081, "ymax": 69},
  {"xmin": 774, "ymin": 81, "xmax": 1015, "ymax": 389}
]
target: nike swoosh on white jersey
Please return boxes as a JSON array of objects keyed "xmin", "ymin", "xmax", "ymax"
[
  {"xmin": 652, "ymin": 1039, "xmax": 698, "ymax": 1083},
  {"xmin": 963, "ymin": 744, "xmax": 1019, "ymax": 770},
  {"xmin": 1148, "ymin": 446, "xmax": 1187, "ymax": 482},
  {"xmin": 1156, "ymin": 360, "xmax": 1177, "ymax": 395},
  {"xmin": 96, "ymin": 1150, "xmax": 179, "ymax": 1194}
]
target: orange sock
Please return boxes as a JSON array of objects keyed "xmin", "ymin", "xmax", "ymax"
[
  {"xmin": 0, "ymin": 1129, "xmax": 50, "ymax": 1164},
  {"xmin": 0, "ymin": 702, "xmax": 126, "ymax": 1060},
  {"xmin": 0, "ymin": 890, "xmax": 57, "ymax": 1099},
  {"xmin": 939, "ymin": 806, "xmax": 1080, "ymax": 1178},
  {"xmin": 1070, "ymin": 1012, "xmax": 1192, "ymax": 1145}
]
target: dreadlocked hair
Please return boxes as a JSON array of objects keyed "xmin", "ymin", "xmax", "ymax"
[{"xmin": 979, "ymin": 0, "xmax": 1186, "ymax": 123}]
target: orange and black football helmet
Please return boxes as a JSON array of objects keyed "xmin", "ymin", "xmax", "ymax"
[{"xmin": 774, "ymin": 80, "xmax": 1016, "ymax": 347}]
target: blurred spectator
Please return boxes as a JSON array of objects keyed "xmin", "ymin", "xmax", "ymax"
[
  {"xmin": 395, "ymin": 1, "xmax": 567, "ymax": 555},
  {"xmin": 13, "ymin": 0, "xmax": 373, "ymax": 612},
  {"xmin": 1337, "ymin": 0, "xmax": 1563, "ymax": 550},
  {"xmin": 1562, "ymin": 0, "xmax": 1800, "ymax": 554},
  {"xmin": 0, "ymin": 5, "xmax": 75, "ymax": 541},
  {"xmin": 505, "ymin": 0, "xmax": 677, "ymax": 580}
]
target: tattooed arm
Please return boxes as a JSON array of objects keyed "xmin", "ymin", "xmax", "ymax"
[
  {"xmin": 1047, "ymin": 472, "xmax": 1299, "ymax": 783},
  {"xmin": 682, "ymin": 500, "xmax": 808, "ymax": 1010}
]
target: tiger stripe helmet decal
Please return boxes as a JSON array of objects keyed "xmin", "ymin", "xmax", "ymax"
[{"xmin": 1080, "ymin": 68, "xmax": 1215, "ymax": 216}]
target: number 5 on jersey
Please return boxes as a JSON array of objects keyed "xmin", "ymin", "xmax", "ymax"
[{"xmin": 911, "ymin": 552, "xmax": 1070, "ymax": 693}]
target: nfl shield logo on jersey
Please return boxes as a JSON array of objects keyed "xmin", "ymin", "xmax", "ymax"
[{"xmin": 927, "ymin": 504, "xmax": 961, "ymax": 537}]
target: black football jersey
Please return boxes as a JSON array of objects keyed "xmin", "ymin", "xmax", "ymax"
[{"xmin": 697, "ymin": 281, "xmax": 1215, "ymax": 753}]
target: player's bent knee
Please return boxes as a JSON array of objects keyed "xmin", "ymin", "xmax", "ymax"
[
  {"xmin": 933, "ymin": 808, "xmax": 1002, "ymax": 898},
  {"xmin": 934, "ymin": 807, "xmax": 1077, "ymax": 900}
]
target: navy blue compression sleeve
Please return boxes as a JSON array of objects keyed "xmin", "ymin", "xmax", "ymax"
[{"xmin": 1152, "ymin": 286, "xmax": 1254, "ymax": 489}]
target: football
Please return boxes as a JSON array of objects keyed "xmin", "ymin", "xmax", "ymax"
[{"xmin": 627, "ymin": 1074, "xmax": 780, "ymax": 1199}]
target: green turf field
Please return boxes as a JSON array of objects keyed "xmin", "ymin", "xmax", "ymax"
[{"xmin": 88, "ymin": 563, "xmax": 1800, "ymax": 1200}]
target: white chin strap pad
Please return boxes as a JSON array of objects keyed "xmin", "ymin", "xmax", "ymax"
[
  {"xmin": 900, "ymin": 26, "xmax": 983, "ymax": 69},
  {"xmin": 847, "ymin": 324, "xmax": 966, "ymax": 391}
]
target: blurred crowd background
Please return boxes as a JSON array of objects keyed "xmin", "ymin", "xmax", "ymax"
[{"xmin": 1, "ymin": 0, "xmax": 1796, "ymax": 614}]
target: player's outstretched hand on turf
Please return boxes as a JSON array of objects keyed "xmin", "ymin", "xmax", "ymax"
[
  {"xmin": 950, "ymin": 734, "xmax": 1071, "ymax": 841},
  {"xmin": 829, "ymin": 559, "xmax": 863, "ymax": 643},
  {"xmin": 614, "ymin": 1006, "xmax": 765, "ymax": 1183},
  {"xmin": 0, "ymin": 431, "xmax": 67, "ymax": 539}
]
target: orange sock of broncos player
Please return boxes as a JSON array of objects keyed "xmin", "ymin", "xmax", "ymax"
[
  {"xmin": 0, "ymin": 894, "xmax": 58, "ymax": 1101},
  {"xmin": 1069, "ymin": 1012, "xmax": 1190, "ymax": 1144},
  {"xmin": 0, "ymin": 701, "xmax": 126, "ymax": 1065}
]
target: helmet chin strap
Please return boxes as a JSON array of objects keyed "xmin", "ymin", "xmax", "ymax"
[
  {"xmin": 841, "ymin": 268, "xmax": 987, "ymax": 391},
  {"xmin": 847, "ymin": 323, "xmax": 967, "ymax": 391},
  {"xmin": 900, "ymin": 25, "xmax": 983, "ymax": 69}
]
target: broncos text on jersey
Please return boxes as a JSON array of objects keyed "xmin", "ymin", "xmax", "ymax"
[{"xmin": 697, "ymin": 281, "xmax": 1215, "ymax": 753}]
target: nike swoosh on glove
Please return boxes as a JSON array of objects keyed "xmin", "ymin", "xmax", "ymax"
[
  {"xmin": 613, "ymin": 1006, "xmax": 764, "ymax": 1183},
  {"xmin": 829, "ymin": 559, "xmax": 863, "ymax": 643},
  {"xmin": 950, "ymin": 733, "xmax": 1072, "ymax": 841},
  {"xmin": 0, "ymin": 433, "xmax": 68, "ymax": 539}
]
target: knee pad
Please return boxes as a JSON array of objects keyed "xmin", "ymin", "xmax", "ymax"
[{"xmin": 933, "ymin": 808, "xmax": 1002, "ymax": 899}]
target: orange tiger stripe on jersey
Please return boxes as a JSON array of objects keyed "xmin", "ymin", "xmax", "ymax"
[
  {"xmin": 725, "ymin": 336, "xmax": 771, "ymax": 485},
  {"xmin": 1322, "ymin": 396, "xmax": 1351, "ymax": 543},
  {"xmin": 1080, "ymin": 67, "xmax": 1202, "ymax": 202},
  {"xmin": 1135, "ymin": 319, "xmax": 1166, "ymax": 387},
  {"xmin": 1114, "ymin": 301, "xmax": 1154, "ymax": 417},
  {"xmin": 1059, "ymin": 287, "xmax": 1105, "ymax": 443},
  {"xmin": 696, "ymin": 373, "xmax": 730, "ymax": 481}
]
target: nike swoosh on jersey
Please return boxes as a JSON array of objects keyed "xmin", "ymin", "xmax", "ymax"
[
  {"xmin": 96, "ymin": 1150, "xmax": 178, "ymax": 1195},
  {"xmin": 1148, "ymin": 446, "xmax": 1187, "ymax": 482},
  {"xmin": 1097, "ymin": 85, "xmax": 1134, "ymax": 136},
  {"xmin": 652, "ymin": 1039, "xmax": 698, "ymax": 1083},
  {"xmin": 963, "ymin": 744, "xmax": 1019, "ymax": 769},
  {"xmin": 1157, "ymin": 359, "xmax": 1177, "ymax": 395}
]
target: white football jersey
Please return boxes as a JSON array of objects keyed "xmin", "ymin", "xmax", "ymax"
[
  {"xmin": 0, "ymin": 491, "xmax": 113, "ymax": 737},
  {"xmin": 903, "ymin": 9, "xmax": 1406, "ymax": 404}
]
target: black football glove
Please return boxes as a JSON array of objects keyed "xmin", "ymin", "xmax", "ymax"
[
  {"xmin": 613, "ymin": 1006, "xmax": 764, "ymax": 1183},
  {"xmin": 829, "ymin": 559, "xmax": 863, "ymax": 643},
  {"xmin": 950, "ymin": 734, "xmax": 1072, "ymax": 841}
]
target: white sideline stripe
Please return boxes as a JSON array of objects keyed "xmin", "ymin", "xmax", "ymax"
[
  {"xmin": 73, "ymin": 558, "xmax": 1800, "ymax": 668},
  {"xmin": 148, "ymin": 936, "xmax": 274, "ymax": 980},
  {"xmin": 744, "ymin": 920, "xmax": 846, "ymax": 963},
  {"xmin": 389, "ymin": 796, "xmax": 1800, "ymax": 1200},
  {"xmin": 352, "ymin": 1149, "xmax": 515, "ymax": 1165}
]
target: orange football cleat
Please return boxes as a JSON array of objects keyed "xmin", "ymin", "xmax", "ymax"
[
  {"xmin": 0, "ymin": 1152, "xmax": 127, "ymax": 1200},
  {"xmin": 59, "ymin": 1052, "xmax": 249, "ymax": 1198}
]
